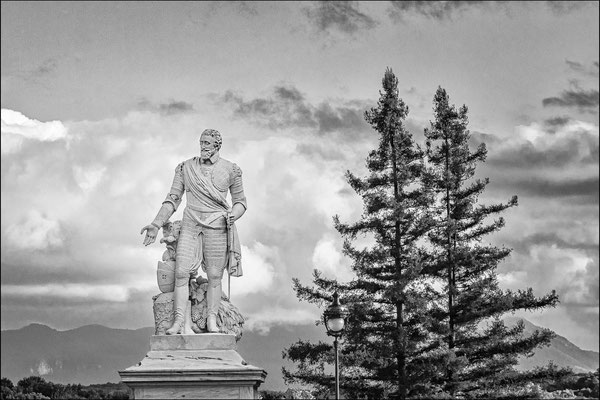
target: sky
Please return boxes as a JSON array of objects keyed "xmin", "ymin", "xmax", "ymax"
[{"xmin": 1, "ymin": 1, "xmax": 599, "ymax": 353}]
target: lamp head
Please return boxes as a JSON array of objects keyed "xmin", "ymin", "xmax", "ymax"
[{"xmin": 323, "ymin": 291, "xmax": 349, "ymax": 337}]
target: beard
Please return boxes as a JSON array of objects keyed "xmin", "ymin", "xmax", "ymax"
[{"xmin": 201, "ymin": 148, "xmax": 216, "ymax": 160}]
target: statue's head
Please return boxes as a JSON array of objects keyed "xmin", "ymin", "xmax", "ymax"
[{"xmin": 199, "ymin": 129, "xmax": 222, "ymax": 160}]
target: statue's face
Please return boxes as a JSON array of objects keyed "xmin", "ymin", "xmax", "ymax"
[{"xmin": 200, "ymin": 134, "xmax": 218, "ymax": 160}]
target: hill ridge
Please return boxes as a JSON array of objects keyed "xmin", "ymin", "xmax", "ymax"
[{"xmin": 1, "ymin": 318, "xmax": 598, "ymax": 391}]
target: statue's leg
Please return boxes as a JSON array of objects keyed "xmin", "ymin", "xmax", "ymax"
[
  {"xmin": 166, "ymin": 217, "xmax": 198, "ymax": 335},
  {"xmin": 203, "ymin": 227, "xmax": 228, "ymax": 333}
]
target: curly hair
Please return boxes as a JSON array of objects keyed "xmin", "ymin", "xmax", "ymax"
[{"xmin": 200, "ymin": 129, "xmax": 222, "ymax": 150}]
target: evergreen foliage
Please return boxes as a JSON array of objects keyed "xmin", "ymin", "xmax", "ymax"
[
  {"xmin": 422, "ymin": 86, "xmax": 560, "ymax": 396},
  {"xmin": 283, "ymin": 68, "xmax": 435, "ymax": 399},
  {"xmin": 0, "ymin": 377, "xmax": 129, "ymax": 399},
  {"xmin": 283, "ymin": 71, "xmax": 565, "ymax": 399}
]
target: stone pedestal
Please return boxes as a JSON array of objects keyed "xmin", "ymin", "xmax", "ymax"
[{"xmin": 119, "ymin": 334, "xmax": 267, "ymax": 399}]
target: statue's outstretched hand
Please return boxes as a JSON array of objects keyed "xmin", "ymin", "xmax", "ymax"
[{"xmin": 140, "ymin": 224, "xmax": 159, "ymax": 246}]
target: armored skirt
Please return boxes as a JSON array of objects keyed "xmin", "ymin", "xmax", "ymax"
[{"xmin": 174, "ymin": 206, "xmax": 229, "ymax": 287}]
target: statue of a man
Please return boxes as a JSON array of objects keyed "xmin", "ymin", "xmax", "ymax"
[{"xmin": 140, "ymin": 129, "xmax": 246, "ymax": 335}]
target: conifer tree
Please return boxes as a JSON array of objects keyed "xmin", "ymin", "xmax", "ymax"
[
  {"xmin": 283, "ymin": 68, "xmax": 435, "ymax": 399},
  {"xmin": 423, "ymin": 87, "xmax": 560, "ymax": 396}
]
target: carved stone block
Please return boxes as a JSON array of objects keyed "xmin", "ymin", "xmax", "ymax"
[{"xmin": 119, "ymin": 334, "xmax": 266, "ymax": 399}]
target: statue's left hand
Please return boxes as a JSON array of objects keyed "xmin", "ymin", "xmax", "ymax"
[
  {"xmin": 227, "ymin": 214, "xmax": 236, "ymax": 227},
  {"xmin": 140, "ymin": 224, "xmax": 159, "ymax": 246}
]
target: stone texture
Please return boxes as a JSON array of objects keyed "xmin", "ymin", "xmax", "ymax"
[
  {"xmin": 150, "ymin": 333, "xmax": 236, "ymax": 351},
  {"xmin": 119, "ymin": 334, "xmax": 266, "ymax": 399}
]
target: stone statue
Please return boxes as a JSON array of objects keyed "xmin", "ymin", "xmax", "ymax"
[
  {"xmin": 152, "ymin": 219, "xmax": 245, "ymax": 339},
  {"xmin": 141, "ymin": 129, "xmax": 247, "ymax": 335}
]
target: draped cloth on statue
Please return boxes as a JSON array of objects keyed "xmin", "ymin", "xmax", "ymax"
[{"xmin": 183, "ymin": 161, "xmax": 243, "ymax": 277}]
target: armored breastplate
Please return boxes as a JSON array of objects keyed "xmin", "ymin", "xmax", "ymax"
[{"xmin": 211, "ymin": 161, "xmax": 231, "ymax": 193}]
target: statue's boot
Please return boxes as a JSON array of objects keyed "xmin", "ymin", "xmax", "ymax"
[
  {"xmin": 166, "ymin": 284, "xmax": 188, "ymax": 335},
  {"xmin": 207, "ymin": 279, "xmax": 221, "ymax": 333}
]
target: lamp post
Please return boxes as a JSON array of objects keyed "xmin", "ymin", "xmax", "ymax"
[{"xmin": 323, "ymin": 291, "xmax": 349, "ymax": 400}]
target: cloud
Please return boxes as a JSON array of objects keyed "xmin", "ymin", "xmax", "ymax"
[
  {"xmin": 500, "ymin": 245, "xmax": 598, "ymax": 308},
  {"xmin": 542, "ymin": 87, "xmax": 599, "ymax": 111},
  {"xmin": 545, "ymin": 1, "xmax": 594, "ymax": 15},
  {"xmin": 159, "ymin": 101, "xmax": 194, "ymax": 115},
  {"xmin": 509, "ymin": 232, "xmax": 598, "ymax": 255},
  {"xmin": 4, "ymin": 210, "xmax": 66, "ymax": 251},
  {"xmin": 543, "ymin": 116, "xmax": 572, "ymax": 131},
  {"xmin": 1, "ymin": 103, "xmax": 597, "ymax": 351},
  {"xmin": 245, "ymin": 307, "xmax": 318, "ymax": 335},
  {"xmin": 1, "ymin": 283, "xmax": 129, "ymax": 302},
  {"xmin": 565, "ymin": 59, "xmax": 600, "ymax": 77},
  {"xmin": 226, "ymin": 1, "xmax": 258, "ymax": 16},
  {"xmin": 479, "ymin": 120, "xmax": 599, "ymax": 169},
  {"xmin": 0, "ymin": 105, "xmax": 369, "ymax": 332},
  {"xmin": 303, "ymin": 1, "xmax": 377, "ymax": 34},
  {"xmin": 1, "ymin": 58, "xmax": 58, "ymax": 87},
  {"xmin": 507, "ymin": 176, "xmax": 598, "ymax": 201},
  {"xmin": 311, "ymin": 234, "xmax": 354, "ymax": 281},
  {"xmin": 220, "ymin": 85, "xmax": 370, "ymax": 137},
  {"xmin": 387, "ymin": 1, "xmax": 595, "ymax": 22},
  {"xmin": 137, "ymin": 99, "xmax": 195, "ymax": 115},
  {"xmin": 1, "ymin": 109, "xmax": 67, "ymax": 154},
  {"xmin": 34, "ymin": 58, "xmax": 58, "ymax": 76},
  {"xmin": 230, "ymin": 241, "xmax": 277, "ymax": 297},
  {"xmin": 388, "ymin": 1, "xmax": 490, "ymax": 21},
  {"xmin": 72, "ymin": 165, "xmax": 107, "ymax": 192},
  {"xmin": 469, "ymin": 116, "xmax": 598, "ymax": 347}
]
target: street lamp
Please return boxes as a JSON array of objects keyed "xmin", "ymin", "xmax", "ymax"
[{"xmin": 323, "ymin": 291, "xmax": 349, "ymax": 400}]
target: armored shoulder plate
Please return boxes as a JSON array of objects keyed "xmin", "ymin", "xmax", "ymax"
[{"xmin": 232, "ymin": 163, "xmax": 242, "ymax": 178}]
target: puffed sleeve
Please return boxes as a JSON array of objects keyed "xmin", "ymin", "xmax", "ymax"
[
  {"xmin": 162, "ymin": 162, "xmax": 185, "ymax": 211},
  {"xmin": 230, "ymin": 163, "xmax": 247, "ymax": 210}
]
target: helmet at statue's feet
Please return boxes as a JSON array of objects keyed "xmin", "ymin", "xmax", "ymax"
[{"xmin": 207, "ymin": 314, "xmax": 219, "ymax": 333}]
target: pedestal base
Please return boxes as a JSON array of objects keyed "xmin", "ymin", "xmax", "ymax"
[{"xmin": 119, "ymin": 334, "xmax": 267, "ymax": 399}]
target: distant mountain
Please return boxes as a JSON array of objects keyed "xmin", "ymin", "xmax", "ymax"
[
  {"xmin": 505, "ymin": 317, "xmax": 599, "ymax": 373},
  {"xmin": 1, "ymin": 318, "xmax": 597, "ymax": 392},
  {"xmin": 0, "ymin": 322, "xmax": 326, "ymax": 391},
  {"xmin": 1, "ymin": 323, "xmax": 153, "ymax": 386}
]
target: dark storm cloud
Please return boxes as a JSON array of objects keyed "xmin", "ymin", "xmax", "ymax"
[
  {"xmin": 542, "ymin": 88, "xmax": 599, "ymax": 111},
  {"xmin": 220, "ymin": 85, "xmax": 370, "ymax": 136},
  {"xmin": 544, "ymin": 116, "xmax": 572, "ymax": 130},
  {"xmin": 0, "ymin": 251, "xmax": 139, "ymax": 287},
  {"xmin": 565, "ymin": 59, "xmax": 600, "ymax": 77},
  {"xmin": 546, "ymin": 1, "xmax": 594, "ymax": 15},
  {"xmin": 158, "ymin": 101, "xmax": 194, "ymax": 115},
  {"xmin": 469, "ymin": 131, "xmax": 504, "ymax": 148},
  {"xmin": 388, "ymin": 1, "xmax": 594, "ymax": 21},
  {"xmin": 508, "ymin": 232, "xmax": 599, "ymax": 255},
  {"xmin": 304, "ymin": 1, "xmax": 377, "ymax": 34},
  {"xmin": 489, "ymin": 137, "xmax": 598, "ymax": 168},
  {"xmin": 471, "ymin": 129, "xmax": 599, "ymax": 169},
  {"xmin": 388, "ymin": 1, "xmax": 492, "ymax": 21},
  {"xmin": 508, "ymin": 176, "xmax": 599, "ymax": 201},
  {"xmin": 137, "ymin": 99, "xmax": 195, "ymax": 115}
]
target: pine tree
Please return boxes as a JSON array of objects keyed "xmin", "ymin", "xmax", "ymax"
[
  {"xmin": 283, "ymin": 68, "xmax": 435, "ymax": 399},
  {"xmin": 423, "ymin": 87, "xmax": 560, "ymax": 397}
]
